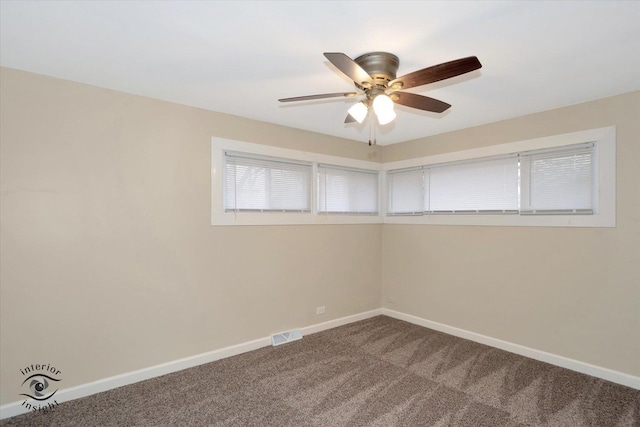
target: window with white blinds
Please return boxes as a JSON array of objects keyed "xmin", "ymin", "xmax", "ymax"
[
  {"xmin": 520, "ymin": 143, "xmax": 594, "ymax": 214},
  {"xmin": 387, "ymin": 168, "xmax": 424, "ymax": 215},
  {"xmin": 318, "ymin": 165, "xmax": 379, "ymax": 215},
  {"xmin": 213, "ymin": 129, "xmax": 612, "ymax": 226},
  {"xmin": 224, "ymin": 152, "xmax": 312, "ymax": 212},
  {"xmin": 427, "ymin": 155, "xmax": 519, "ymax": 214},
  {"xmin": 386, "ymin": 143, "xmax": 595, "ymax": 216}
]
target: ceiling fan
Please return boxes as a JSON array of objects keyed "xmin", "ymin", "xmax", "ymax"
[{"xmin": 279, "ymin": 52, "xmax": 482, "ymax": 139}]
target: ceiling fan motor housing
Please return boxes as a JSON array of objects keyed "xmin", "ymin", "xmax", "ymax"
[{"xmin": 353, "ymin": 52, "xmax": 399, "ymax": 90}]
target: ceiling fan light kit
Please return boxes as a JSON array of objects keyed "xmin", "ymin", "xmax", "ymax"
[
  {"xmin": 278, "ymin": 51, "xmax": 482, "ymax": 143},
  {"xmin": 347, "ymin": 102, "xmax": 368, "ymax": 124},
  {"xmin": 372, "ymin": 94, "xmax": 396, "ymax": 125}
]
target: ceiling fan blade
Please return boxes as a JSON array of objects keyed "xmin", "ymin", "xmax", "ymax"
[
  {"xmin": 392, "ymin": 92, "xmax": 451, "ymax": 113},
  {"xmin": 278, "ymin": 92, "xmax": 357, "ymax": 102},
  {"xmin": 324, "ymin": 52, "xmax": 373, "ymax": 87},
  {"xmin": 389, "ymin": 56, "xmax": 482, "ymax": 91},
  {"xmin": 344, "ymin": 113, "xmax": 356, "ymax": 124}
]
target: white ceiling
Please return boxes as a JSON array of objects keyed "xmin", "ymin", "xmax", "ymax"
[{"xmin": 1, "ymin": 1, "xmax": 639, "ymax": 145}]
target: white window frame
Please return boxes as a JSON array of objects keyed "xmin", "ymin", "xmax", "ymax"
[
  {"xmin": 212, "ymin": 127, "xmax": 614, "ymax": 227},
  {"xmin": 382, "ymin": 127, "xmax": 616, "ymax": 227},
  {"xmin": 211, "ymin": 138, "xmax": 383, "ymax": 226}
]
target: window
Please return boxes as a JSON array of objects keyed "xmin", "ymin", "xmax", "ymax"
[
  {"xmin": 520, "ymin": 143, "xmax": 594, "ymax": 214},
  {"xmin": 224, "ymin": 152, "xmax": 312, "ymax": 212},
  {"xmin": 212, "ymin": 127, "xmax": 614, "ymax": 227},
  {"xmin": 428, "ymin": 155, "xmax": 519, "ymax": 214},
  {"xmin": 211, "ymin": 138, "xmax": 382, "ymax": 225},
  {"xmin": 383, "ymin": 127, "xmax": 615, "ymax": 227},
  {"xmin": 387, "ymin": 168, "xmax": 424, "ymax": 215},
  {"xmin": 387, "ymin": 156, "xmax": 519, "ymax": 215},
  {"xmin": 387, "ymin": 144, "xmax": 593, "ymax": 216},
  {"xmin": 318, "ymin": 165, "xmax": 379, "ymax": 215}
]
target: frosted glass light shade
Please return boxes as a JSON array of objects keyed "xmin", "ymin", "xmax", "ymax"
[
  {"xmin": 347, "ymin": 102, "xmax": 368, "ymax": 123},
  {"xmin": 373, "ymin": 94, "xmax": 396, "ymax": 125}
]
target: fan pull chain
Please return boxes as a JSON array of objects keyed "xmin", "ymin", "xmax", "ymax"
[
  {"xmin": 368, "ymin": 116, "xmax": 377, "ymax": 146},
  {"xmin": 367, "ymin": 110, "xmax": 377, "ymax": 146},
  {"xmin": 368, "ymin": 110, "xmax": 372, "ymax": 146}
]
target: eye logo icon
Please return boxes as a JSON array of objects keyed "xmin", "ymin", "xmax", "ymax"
[
  {"xmin": 20, "ymin": 374, "xmax": 60, "ymax": 401},
  {"xmin": 19, "ymin": 364, "xmax": 62, "ymax": 413}
]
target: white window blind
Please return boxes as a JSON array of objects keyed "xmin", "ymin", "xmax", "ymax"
[
  {"xmin": 520, "ymin": 143, "xmax": 594, "ymax": 214},
  {"xmin": 387, "ymin": 168, "xmax": 424, "ymax": 215},
  {"xmin": 318, "ymin": 164, "xmax": 379, "ymax": 215},
  {"xmin": 225, "ymin": 152, "xmax": 312, "ymax": 212},
  {"xmin": 426, "ymin": 155, "xmax": 519, "ymax": 214}
]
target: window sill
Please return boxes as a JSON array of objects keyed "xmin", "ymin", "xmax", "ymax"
[
  {"xmin": 383, "ymin": 213, "xmax": 613, "ymax": 228},
  {"xmin": 211, "ymin": 213, "xmax": 383, "ymax": 226}
]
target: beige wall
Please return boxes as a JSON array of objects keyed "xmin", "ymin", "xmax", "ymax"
[
  {"xmin": 0, "ymin": 68, "xmax": 382, "ymax": 405},
  {"xmin": 382, "ymin": 91, "xmax": 640, "ymax": 376},
  {"xmin": 1, "ymin": 67, "xmax": 638, "ymax": 406}
]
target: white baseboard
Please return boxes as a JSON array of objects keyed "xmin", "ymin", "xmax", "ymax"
[
  {"xmin": 3, "ymin": 307, "xmax": 636, "ymax": 420},
  {"xmin": 382, "ymin": 308, "xmax": 640, "ymax": 390},
  {"xmin": 0, "ymin": 308, "xmax": 382, "ymax": 420},
  {"xmin": 300, "ymin": 308, "xmax": 383, "ymax": 335}
]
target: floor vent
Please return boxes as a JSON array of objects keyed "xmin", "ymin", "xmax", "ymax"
[{"xmin": 271, "ymin": 329, "xmax": 302, "ymax": 346}]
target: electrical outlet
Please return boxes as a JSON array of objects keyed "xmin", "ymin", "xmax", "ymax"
[{"xmin": 316, "ymin": 306, "xmax": 325, "ymax": 315}]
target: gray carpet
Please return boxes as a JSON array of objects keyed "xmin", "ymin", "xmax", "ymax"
[{"xmin": 2, "ymin": 316, "xmax": 639, "ymax": 426}]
